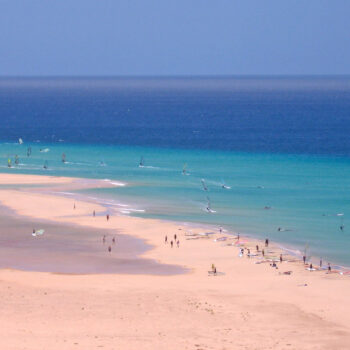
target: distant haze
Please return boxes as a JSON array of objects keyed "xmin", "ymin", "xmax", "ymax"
[{"xmin": 0, "ymin": 0, "xmax": 349, "ymax": 76}]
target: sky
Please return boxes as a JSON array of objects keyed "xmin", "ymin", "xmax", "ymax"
[{"xmin": 0, "ymin": 0, "xmax": 349, "ymax": 76}]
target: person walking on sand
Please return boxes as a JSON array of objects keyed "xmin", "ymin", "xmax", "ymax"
[
  {"xmin": 177, "ymin": 240, "xmax": 180, "ymax": 248},
  {"xmin": 106, "ymin": 214, "xmax": 110, "ymax": 221},
  {"xmin": 237, "ymin": 233, "xmax": 240, "ymax": 241},
  {"xmin": 256, "ymin": 245, "xmax": 259, "ymax": 252},
  {"xmin": 247, "ymin": 249, "xmax": 251, "ymax": 258},
  {"xmin": 171, "ymin": 241, "xmax": 173, "ymax": 248},
  {"xmin": 174, "ymin": 234, "xmax": 177, "ymax": 241},
  {"xmin": 262, "ymin": 249, "xmax": 265, "ymax": 257},
  {"xmin": 112, "ymin": 237, "xmax": 115, "ymax": 244},
  {"xmin": 303, "ymin": 255, "xmax": 306, "ymax": 264},
  {"xmin": 280, "ymin": 254, "xmax": 283, "ymax": 263},
  {"xmin": 320, "ymin": 257, "xmax": 323, "ymax": 268},
  {"xmin": 165, "ymin": 235, "xmax": 168, "ymax": 244},
  {"xmin": 108, "ymin": 246, "xmax": 111, "ymax": 253},
  {"xmin": 265, "ymin": 238, "xmax": 269, "ymax": 247},
  {"xmin": 328, "ymin": 263, "xmax": 331, "ymax": 272}
]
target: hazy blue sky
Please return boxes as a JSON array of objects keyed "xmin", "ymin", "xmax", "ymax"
[{"xmin": 0, "ymin": 0, "xmax": 349, "ymax": 76}]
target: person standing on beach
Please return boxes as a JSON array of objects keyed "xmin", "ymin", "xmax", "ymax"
[
  {"xmin": 171, "ymin": 241, "xmax": 173, "ymax": 248},
  {"xmin": 112, "ymin": 237, "xmax": 115, "ymax": 244},
  {"xmin": 93, "ymin": 210, "xmax": 95, "ymax": 217},
  {"xmin": 256, "ymin": 245, "xmax": 259, "ymax": 252},
  {"xmin": 320, "ymin": 257, "xmax": 323, "ymax": 268},
  {"xmin": 328, "ymin": 263, "xmax": 331, "ymax": 272},
  {"xmin": 165, "ymin": 235, "xmax": 168, "ymax": 244},
  {"xmin": 177, "ymin": 240, "xmax": 180, "ymax": 248},
  {"xmin": 74, "ymin": 203, "xmax": 76, "ymax": 210},
  {"xmin": 262, "ymin": 249, "xmax": 265, "ymax": 257},
  {"xmin": 108, "ymin": 246, "xmax": 111, "ymax": 253},
  {"xmin": 106, "ymin": 214, "xmax": 109, "ymax": 221},
  {"xmin": 103, "ymin": 235, "xmax": 106, "ymax": 244},
  {"xmin": 265, "ymin": 238, "xmax": 269, "ymax": 247},
  {"xmin": 247, "ymin": 249, "xmax": 250, "ymax": 258},
  {"xmin": 174, "ymin": 234, "xmax": 177, "ymax": 241},
  {"xmin": 303, "ymin": 255, "xmax": 306, "ymax": 264},
  {"xmin": 280, "ymin": 254, "xmax": 283, "ymax": 263},
  {"xmin": 237, "ymin": 233, "xmax": 240, "ymax": 241}
]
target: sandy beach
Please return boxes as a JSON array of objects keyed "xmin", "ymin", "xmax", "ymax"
[{"xmin": 0, "ymin": 174, "xmax": 350, "ymax": 349}]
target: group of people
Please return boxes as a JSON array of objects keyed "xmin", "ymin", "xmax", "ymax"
[
  {"xmin": 238, "ymin": 236, "xmax": 334, "ymax": 273},
  {"xmin": 164, "ymin": 234, "xmax": 180, "ymax": 248},
  {"xmin": 102, "ymin": 234, "xmax": 116, "ymax": 252}
]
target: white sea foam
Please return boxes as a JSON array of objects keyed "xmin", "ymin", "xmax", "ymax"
[
  {"xmin": 120, "ymin": 210, "xmax": 131, "ymax": 214},
  {"xmin": 111, "ymin": 182, "xmax": 126, "ymax": 186}
]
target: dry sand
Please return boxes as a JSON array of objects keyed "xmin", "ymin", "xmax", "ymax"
[{"xmin": 0, "ymin": 174, "xmax": 350, "ymax": 350}]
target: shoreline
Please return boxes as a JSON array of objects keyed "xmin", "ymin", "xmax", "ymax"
[
  {"xmin": 0, "ymin": 173, "xmax": 347, "ymax": 274},
  {"xmin": 44, "ymin": 180, "xmax": 350, "ymax": 273}
]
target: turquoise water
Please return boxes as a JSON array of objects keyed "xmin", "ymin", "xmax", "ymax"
[{"xmin": 1, "ymin": 142, "xmax": 350, "ymax": 266}]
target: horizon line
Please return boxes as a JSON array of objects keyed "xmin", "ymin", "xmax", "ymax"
[{"xmin": 1, "ymin": 74, "xmax": 350, "ymax": 79}]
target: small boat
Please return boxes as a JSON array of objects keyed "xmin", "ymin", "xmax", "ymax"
[{"xmin": 40, "ymin": 148, "xmax": 50, "ymax": 153}]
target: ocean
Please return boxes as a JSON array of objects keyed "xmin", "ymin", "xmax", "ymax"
[{"xmin": 1, "ymin": 76, "xmax": 350, "ymax": 265}]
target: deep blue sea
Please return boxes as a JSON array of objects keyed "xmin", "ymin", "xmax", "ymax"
[{"xmin": 1, "ymin": 77, "xmax": 350, "ymax": 265}]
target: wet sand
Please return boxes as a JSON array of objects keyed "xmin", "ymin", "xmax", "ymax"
[{"xmin": 0, "ymin": 209, "xmax": 184, "ymax": 275}]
